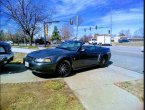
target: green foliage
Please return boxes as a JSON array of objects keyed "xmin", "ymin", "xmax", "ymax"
[{"xmin": 51, "ymin": 26, "xmax": 60, "ymax": 41}]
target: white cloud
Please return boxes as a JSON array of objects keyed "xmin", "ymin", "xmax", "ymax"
[
  {"xmin": 129, "ymin": 8, "xmax": 142, "ymax": 12},
  {"xmin": 99, "ymin": 9, "xmax": 143, "ymax": 25},
  {"xmin": 51, "ymin": 0, "xmax": 107, "ymax": 19}
]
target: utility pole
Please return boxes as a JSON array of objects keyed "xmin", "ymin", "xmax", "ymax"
[
  {"xmin": 110, "ymin": 7, "xmax": 112, "ymax": 38},
  {"xmin": 76, "ymin": 16, "xmax": 79, "ymax": 40}
]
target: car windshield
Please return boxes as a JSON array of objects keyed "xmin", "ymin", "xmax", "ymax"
[{"xmin": 57, "ymin": 41, "xmax": 82, "ymax": 51}]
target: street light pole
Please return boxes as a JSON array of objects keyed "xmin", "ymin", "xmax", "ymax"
[
  {"xmin": 76, "ymin": 16, "xmax": 79, "ymax": 40},
  {"xmin": 44, "ymin": 22, "xmax": 46, "ymax": 47}
]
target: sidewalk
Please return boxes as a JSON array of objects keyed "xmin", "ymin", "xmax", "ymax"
[{"xmin": 64, "ymin": 65, "xmax": 143, "ymax": 110}]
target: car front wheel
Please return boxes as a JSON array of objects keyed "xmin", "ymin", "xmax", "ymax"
[{"xmin": 56, "ymin": 60, "xmax": 72, "ymax": 77}]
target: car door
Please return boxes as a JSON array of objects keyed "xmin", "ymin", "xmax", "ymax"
[
  {"xmin": 72, "ymin": 46, "xmax": 92, "ymax": 69},
  {"xmin": 72, "ymin": 49, "xmax": 88, "ymax": 69},
  {"xmin": 73, "ymin": 46, "xmax": 99, "ymax": 68},
  {"xmin": 86, "ymin": 46, "xmax": 101, "ymax": 65},
  {"xmin": 81, "ymin": 46, "xmax": 100, "ymax": 65}
]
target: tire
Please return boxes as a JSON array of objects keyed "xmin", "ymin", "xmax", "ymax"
[
  {"xmin": 56, "ymin": 60, "xmax": 72, "ymax": 77},
  {"xmin": 99, "ymin": 57, "xmax": 107, "ymax": 67}
]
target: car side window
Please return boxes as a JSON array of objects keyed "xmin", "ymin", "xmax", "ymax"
[
  {"xmin": 0, "ymin": 46, "xmax": 6, "ymax": 53},
  {"xmin": 82, "ymin": 46, "xmax": 96, "ymax": 52}
]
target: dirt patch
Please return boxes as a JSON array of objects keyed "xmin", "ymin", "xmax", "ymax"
[
  {"xmin": 0, "ymin": 80, "xmax": 84, "ymax": 110},
  {"xmin": 10, "ymin": 52, "xmax": 26, "ymax": 64},
  {"xmin": 112, "ymin": 41, "xmax": 143, "ymax": 47},
  {"xmin": 115, "ymin": 79, "xmax": 144, "ymax": 102}
]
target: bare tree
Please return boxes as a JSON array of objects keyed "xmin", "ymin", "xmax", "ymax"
[
  {"xmin": 133, "ymin": 28, "xmax": 144, "ymax": 38},
  {"xmin": 119, "ymin": 29, "xmax": 131, "ymax": 37},
  {"xmin": 1, "ymin": 0, "xmax": 52, "ymax": 46},
  {"xmin": 79, "ymin": 35, "xmax": 92, "ymax": 42},
  {"xmin": 60, "ymin": 24, "xmax": 74, "ymax": 40}
]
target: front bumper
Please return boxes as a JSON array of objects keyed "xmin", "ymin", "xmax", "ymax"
[{"xmin": 24, "ymin": 58, "xmax": 57, "ymax": 74}]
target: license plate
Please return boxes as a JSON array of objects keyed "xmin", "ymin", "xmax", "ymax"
[{"xmin": 25, "ymin": 61, "xmax": 29, "ymax": 67}]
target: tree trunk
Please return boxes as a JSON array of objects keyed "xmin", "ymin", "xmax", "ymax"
[{"xmin": 29, "ymin": 35, "xmax": 33, "ymax": 46}]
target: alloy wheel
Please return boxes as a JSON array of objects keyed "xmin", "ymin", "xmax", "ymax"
[{"xmin": 57, "ymin": 60, "xmax": 71, "ymax": 77}]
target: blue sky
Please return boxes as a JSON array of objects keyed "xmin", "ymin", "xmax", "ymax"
[{"xmin": 0, "ymin": 0, "xmax": 144, "ymax": 38}]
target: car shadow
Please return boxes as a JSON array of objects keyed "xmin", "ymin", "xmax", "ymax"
[
  {"xmin": 70, "ymin": 61, "xmax": 113, "ymax": 76},
  {"xmin": 32, "ymin": 72, "xmax": 58, "ymax": 79},
  {"xmin": 0, "ymin": 63, "xmax": 28, "ymax": 75}
]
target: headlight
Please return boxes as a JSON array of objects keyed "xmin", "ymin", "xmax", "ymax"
[
  {"xmin": 0, "ymin": 56, "xmax": 5, "ymax": 61},
  {"xmin": 35, "ymin": 58, "xmax": 51, "ymax": 63}
]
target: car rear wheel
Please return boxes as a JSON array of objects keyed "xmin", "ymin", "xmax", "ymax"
[
  {"xmin": 56, "ymin": 60, "xmax": 71, "ymax": 77},
  {"xmin": 99, "ymin": 57, "xmax": 107, "ymax": 67}
]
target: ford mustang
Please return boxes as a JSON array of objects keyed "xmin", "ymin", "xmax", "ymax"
[{"xmin": 24, "ymin": 41, "xmax": 111, "ymax": 76}]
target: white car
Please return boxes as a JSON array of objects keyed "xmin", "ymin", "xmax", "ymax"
[{"xmin": 89, "ymin": 38, "xmax": 97, "ymax": 44}]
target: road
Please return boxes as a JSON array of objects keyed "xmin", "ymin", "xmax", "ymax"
[{"xmin": 107, "ymin": 46, "xmax": 144, "ymax": 74}]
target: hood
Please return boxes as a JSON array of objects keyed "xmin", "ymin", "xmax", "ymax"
[{"xmin": 28, "ymin": 48, "xmax": 72, "ymax": 58}]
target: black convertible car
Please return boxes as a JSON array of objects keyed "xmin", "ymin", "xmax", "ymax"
[{"xmin": 24, "ymin": 41, "xmax": 111, "ymax": 76}]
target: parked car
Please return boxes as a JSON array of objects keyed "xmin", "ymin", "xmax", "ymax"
[
  {"xmin": 0, "ymin": 41, "xmax": 14, "ymax": 68},
  {"xmin": 35, "ymin": 38, "xmax": 51, "ymax": 45},
  {"xmin": 24, "ymin": 41, "xmax": 111, "ymax": 76},
  {"xmin": 118, "ymin": 39, "xmax": 130, "ymax": 43},
  {"xmin": 89, "ymin": 38, "xmax": 97, "ymax": 44}
]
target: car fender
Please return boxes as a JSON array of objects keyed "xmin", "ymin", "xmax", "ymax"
[{"xmin": 56, "ymin": 55, "xmax": 72, "ymax": 66}]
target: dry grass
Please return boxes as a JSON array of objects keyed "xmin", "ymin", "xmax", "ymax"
[
  {"xmin": 115, "ymin": 79, "xmax": 144, "ymax": 102},
  {"xmin": 0, "ymin": 80, "xmax": 84, "ymax": 110},
  {"xmin": 10, "ymin": 52, "xmax": 26, "ymax": 64},
  {"xmin": 112, "ymin": 41, "xmax": 144, "ymax": 47},
  {"xmin": 13, "ymin": 45, "xmax": 38, "ymax": 49}
]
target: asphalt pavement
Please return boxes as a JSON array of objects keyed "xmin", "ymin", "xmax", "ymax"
[{"xmin": 107, "ymin": 46, "xmax": 144, "ymax": 74}]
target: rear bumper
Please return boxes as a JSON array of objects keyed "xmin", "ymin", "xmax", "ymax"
[{"xmin": 24, "ymin": 58, "xmax": 57, "ymax": 74}]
